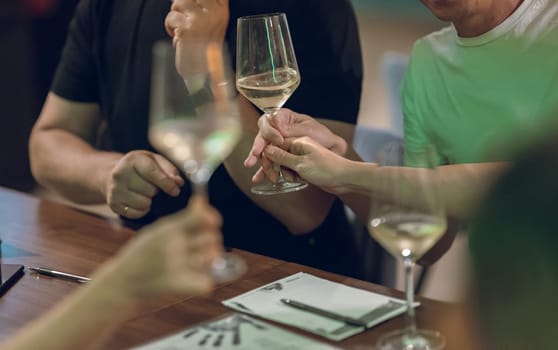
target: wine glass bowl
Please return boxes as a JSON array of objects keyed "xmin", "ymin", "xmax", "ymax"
[
  {"xmin": 149, "ymin": 40, "xmax": 246, "ymax": 283},
  {"xmin": 236, "ymin": 67, "xmax": 300, "ymax": 116},
  {"xmin": 150, "ymin": 41, "xmax": 241, "ymax": 186},
  {"xmin": 236, "ymin": 12, "xmax": 308, "ymax": 195},
  {"xmin": 369, "ymin": 141, "xmax": 447, "ymax": 350}
]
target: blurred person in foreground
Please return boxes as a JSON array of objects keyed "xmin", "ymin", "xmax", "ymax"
[
  {"xmin": 247, "ymin": 0, "xmax": 558, "ymax": 223},
  {"xmin": 0, "ymin": 196, "xmax": 221, "ymax": 350},
  {"xmin": 431, "ymin": 128, "xmax": 558, "ymax": 350},
  {"xmin": 466, "ymin": 130, "xmax": 558, "ymax": 350},
  {"xmin": 28, "ymin": 0, "xmax": 365, "ymax": 277}
]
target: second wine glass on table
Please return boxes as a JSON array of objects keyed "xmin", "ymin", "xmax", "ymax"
[
  {"xmin": 149, "ymin": 40, "xmax": 246, "ymax": 283},
  {"xmin": 369, "ymin": 141, "xmax": 447, "ymax": 350},
  {"xmin": 236, "ymin": 12, "xmax": 308, "ymax": 195}
]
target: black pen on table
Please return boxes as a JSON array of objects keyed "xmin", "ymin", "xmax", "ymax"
[
  {"xmin": 28, "ymin": 266, "xmax": 91, "ymax": 284},
  {"xmin": 280, "ymin": 298, "xmax": 367, "ymax": 328}
]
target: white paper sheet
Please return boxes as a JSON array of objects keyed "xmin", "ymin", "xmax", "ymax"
[
  {"xmin": 222, "ymin": 272, "xmax": 417, "ymax": 341},
  {"xmin": 133, "ymin": 313, "xmax": 340, "ymax": 350}
]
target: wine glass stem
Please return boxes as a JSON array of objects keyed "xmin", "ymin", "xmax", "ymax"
[
  {"xmin": 192, "ymin": 180, "xmax": 208, "ymax": 198},
  {"xmin": 265, "ymin": 112, "xmax": 287, "ymax": 185},
  {"xmin": 404, "ymin": 256, "xmax": 418, "ymax": 335},
  {"xmin": 190, "ymin": 169, "xmax": 209, "ymax": 198}
]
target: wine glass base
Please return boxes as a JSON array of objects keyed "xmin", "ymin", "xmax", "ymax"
[
  {"xmin": 250, "ymin": 181, "xmax": 308, "ymax": 195},
  {"xmin": 211, "ymin": 253, "xmax": 247, "ymax": 284},
  {"xmin": 377, "ymin": 329, "xmax": 446, "ymax": 350}
]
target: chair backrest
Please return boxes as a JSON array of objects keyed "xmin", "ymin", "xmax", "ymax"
[
  {"xmin": 381, "ymin": 51, "xmax": 409, "ymax": 137},
  {"xmin": 352, "ymin": 126, "xmax": 403, "ymax": 163}
]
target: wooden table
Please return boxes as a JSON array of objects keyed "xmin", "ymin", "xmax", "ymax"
[{"xmin": 0, "ymin": 187, "xmax": 466, "ymax": 349}]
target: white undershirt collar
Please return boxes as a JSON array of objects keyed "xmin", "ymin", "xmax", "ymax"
[{"xmin": 454, "ymin": 0, "xmax": 535, "ymax": 47}]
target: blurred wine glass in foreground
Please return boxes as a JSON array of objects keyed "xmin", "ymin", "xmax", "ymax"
[{"xmin": 149, "ymin": 40, "xmax": 246, "ymax": 283}]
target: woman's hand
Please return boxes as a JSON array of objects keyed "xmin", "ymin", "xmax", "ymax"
[
  {"xmin": 103, "ymin": 150, "xmax": 184, "ymax": 219},
  {"xmin": 262, "ymin": 136, "xmax": 352, "ymax": 195},
  {"xmin": 97, "ymin": 196, "xmax": 222, "ymax": 302},
  {"xmin": 244, "ymin": 108, "xmax": 348, "ymax": 183}
]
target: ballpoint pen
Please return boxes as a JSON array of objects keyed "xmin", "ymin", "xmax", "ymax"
[
  {"xmin": 28, "ymin": 266, "xmax": 91, "ymax": 284},
  {"xmin": 280, "ymin": 298, "xmax": 367, "ymax": 328}
]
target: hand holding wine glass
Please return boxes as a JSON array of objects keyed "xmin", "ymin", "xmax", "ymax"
[
  {"xmin": 236, "ymin": 13, "xmax": 308, "ymax": 195},
  {"xmin": 369, "ymin": 141, "xmax": 447, "ymax": 350},
  {"xmin": 149, "ymin": 40, "xmax": 246, "ymax": 283}
]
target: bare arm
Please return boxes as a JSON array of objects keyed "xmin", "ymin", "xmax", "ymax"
[
  {"xmin": 340, "ymin": 160, "xmax": 510, "ymax": 222},
  {"xmin": 1, "ymin": 198, "xmax": 220, "ymax": 350},
  {"xmin": 29, "ymin": 93, "xmax": 184, "ymax": 218},
  {"xmin": 263, "ymin": 137, "xmax": 510, "ymax": 222},
  {"xmin": 29, "ymin": 93, "xmax": 120, "ymax": 203}
]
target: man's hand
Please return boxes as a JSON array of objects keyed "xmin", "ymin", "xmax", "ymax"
[
  {"xmin": 103, "ymin": 195, "xmax": 222, "ymax": 299},
  {"xmin": 104, "ymin": 151, "xmax": 184, "ymax": 219},
  {"xmin": 165, "ymin": 0, "xmax": 229, "ymax": 82}
]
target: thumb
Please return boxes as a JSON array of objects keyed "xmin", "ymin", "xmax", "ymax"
[{"xmin": 153, "ymin": 154, "xmax": 185, "ymax": 186}]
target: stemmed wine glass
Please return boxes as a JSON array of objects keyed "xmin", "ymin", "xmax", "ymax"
[
  {"xmin": 369, "ymin": 141, "xmax": 447, "ymax": 350},
  {"xmin": 236, "ymin": 12, "xmax": 308, "ymax": 195},
  {"xmin": 149, "ymin": 40, "xmax": 246, "ymax": 283}
]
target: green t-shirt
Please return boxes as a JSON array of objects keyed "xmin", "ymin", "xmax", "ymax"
[{"xmin": 402, "ymin": 0, "xmax": 558, "ymax": 166}]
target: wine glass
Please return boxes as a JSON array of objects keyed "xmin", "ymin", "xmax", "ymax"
[
  {"xmin": 236, "ymin": 12, "xmax": 308, "ymax": 195},
  {"xmin": 149, "ymin": 40, "xmax": 246, "ymax": 283},
  {"xmin": 369, "ymin": 141, "xmax": 447, "ymax": 350}
]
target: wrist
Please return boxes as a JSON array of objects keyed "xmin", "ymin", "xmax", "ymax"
[
  {"xmin": 89, "ymin": 252, "xmax": 144, "ymax": 308},
  {"xmin": 96, "ymin": 155, "xmax": 122, "ymax": 201},
  {"xmin": 342, "ymin": 160, "xmax": 378, "ymax": 194}
]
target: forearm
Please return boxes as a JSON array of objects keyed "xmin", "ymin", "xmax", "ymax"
[
  {"xmin": 335, "ymin": 146, "xmax": 372, "ymax": 224},
  {"xmin": 30, "ymin": 129, "xmax": 122, "ymax": 204},
  {"xmin": 341, "ymin": 161, "xmax": 511, "ymax": 221},
  {"xmin": 224, "ymin": 98, "xmax": 335, "ymax": 234},
  {"xmin": 1, "ymin": 266, "xmax": 137, "ymax": 350}
]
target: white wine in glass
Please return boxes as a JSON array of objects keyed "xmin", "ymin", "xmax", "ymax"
[
  {"xmin": 370, "ymin": 212, "xmax": 446, "ymax": 262},
  {"xmin": 369, "ymin": 141, "xmax": 447, "ymax": 350},
  {"xmin": 236, "ymin": 67, "xmax": 300, "ymax": 115},
  {"xmin": 236, "ymin": 12, "xmax": 308, "ymax": 195},
  {"xmin": 149, "ymin": 40, "xmax": 246, "ymax": 283}
]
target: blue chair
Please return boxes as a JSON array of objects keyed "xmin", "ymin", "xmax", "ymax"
[
  {"xmin": 348, "ymin": 126, "xmax": 402, "ymax": 287},
  {"xmin": 381, "ymin": 51, "xmax": 409, "ymax": 137}
]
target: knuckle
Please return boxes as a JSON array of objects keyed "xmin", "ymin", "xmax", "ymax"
[
  {"xmin": 143, "ymin": 161, "xmax": 159, "ymax": 175},
  {"xmin": 299, "ymin": 136, "xmax": 312, "ymax": 143},
  {"xmin": 111, "ymin": 168, "xmax": 127, "ymax": 183}
]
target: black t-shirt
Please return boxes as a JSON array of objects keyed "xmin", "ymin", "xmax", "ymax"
[{"xmin": 52, "ymin": 0, "xmax": 364, "ymax": 277}]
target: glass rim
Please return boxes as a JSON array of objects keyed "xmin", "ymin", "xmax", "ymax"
[{"xmin": 237, "ymin": 12, "xmax": 286, "ymax": 21}]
